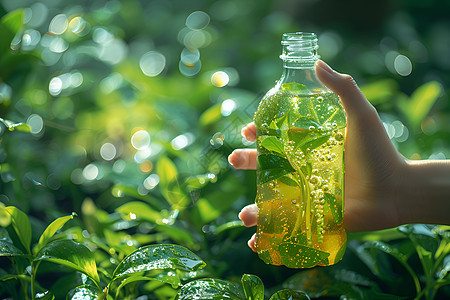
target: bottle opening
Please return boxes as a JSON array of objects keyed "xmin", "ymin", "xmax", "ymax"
[{"xmin": 280, "ymin": 32, "xmax": 319, "ymax": 63}]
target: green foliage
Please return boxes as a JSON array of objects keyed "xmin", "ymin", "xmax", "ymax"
[{"xmin": 0, "ymin": 0, "xmax": 449, "ymax": 299}]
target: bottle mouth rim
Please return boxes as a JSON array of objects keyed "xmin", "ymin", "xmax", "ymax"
[{"xmin": 281, "ymin": 32, "xmax": 318, "ymax": 45}]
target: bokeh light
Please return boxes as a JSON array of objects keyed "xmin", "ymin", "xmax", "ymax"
[
  {"xmin": 143, "ymin": 174, "xmax": 160, "ymax": 190},
  {"xmin": 83, "ymin": 164, "xmax": 99, "ymax": 181},
  {"xmin": 211, "ymin": 71, "xmax": 229, "ymax": 87},
  {"xmin": 131, "ymin": 130, "xmax": 151, "ymax": 150},
  {"xmin": 100, "ymin": 143, "xmax": 117, "ymax": 161},
  {"xmin": 139, "ymin": 51, "xmax": 166, "ymax": 77},
  {"xmin": 221, "ymin": 99, "xmax": 236, "ymax": 116},
  {"xmin": 27, "ymin": 114, "xmax": 44, "ymax": 134},
  {"xmin": 394, "ymin": 54, "xmax": 412, "ymax": 76},
  {"xmin": 186, "ymin": 11, "xmax": 210, "ymax": 30},
  {"xmin": 49, "ymin": 14, "xmax": 68, "ymax": 35}
]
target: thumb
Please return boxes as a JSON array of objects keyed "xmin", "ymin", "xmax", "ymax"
[{"xmin": 315, "ymin": 60, "xmax": 373, "ymax": 116}]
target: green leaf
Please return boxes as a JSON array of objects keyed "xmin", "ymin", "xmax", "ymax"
[
  {"xmin": 269, "ymin": 289, "xmax": 310, "ymax": 300},
  {"xmin": 299, "ymin": 133, "xmax": 331, "ymax": 152},
  {"xmin": 281, "ymin": 83, "xmax": 308, "ymax": 95},
  {"xmin": 0, "ymin": 240, "xmax": 26, "ymax": 256},
  {"xmin": 292, "ymin": 117, "xmax": 320, "ymax": 130},
  {"xmin": 116, "ymin": 201, "xmax": 162, "ymax": 223},
  {"xmin": 115, "ymin": 272, "xmax": 181, "ymax": 299},
  {"xmin": 398, "ymin": 224, "xmax": 439, "ymax": 276},
  {"xmin": 360, "ymin": 79, "xmax": 398, "ymax": 105},
  {"xmin": 0, "ymin": 9, "xmax": 23, "ymax": 55},
  {"xmin": 157, "ymin": 156, "xmax": 178, "ymax": 184},
  {"xmin": 283, "ymin": 268, "xmax": 397, "ymax": 299},
  {"xmin": 257, "ymin": 154, "xmax": 295, "ymax": 185},
  {"xmin": 356, "ymin": 240, "xmax": 421, "ymax": 294},
  {"xmin": 199, "ymin": 103, "xmax": 222, "ymax": 126},
  {"xmin": 35, "ymin": 290, "xmax": 54, "ymax": 300},
  {"xmin": 157, "ymin": 156, "xmax": 188, "ymax": 208},
  {"xmin": 241, "ymin": 274, "xmax": 264, "ymax": 300},
  {"xmin": 3, "ymin": 206, "xmax": 32, "ymax": 253},
  {"xmin": 278, "ymin": 242, "xmax": 330, "ymax": 268},
  {"xmin": 323, "ymin": 193, "xmax": 343, "ymax": 223},
  {"xmin": 260, "ymin": 136, "xmax": 284, "ymax": 154},
  {"xmin": 0, "ymin": 118, "xmax": 31, "ymax": 132},
  {"xmin": 398, "ymin": 81, "xmax": 442, "ymax": 129},
  {"xmin": 66, "ymin": 285, "xmax": 99, "ymax": 300},
  {"xmin": 35, "ymin": 213, "xmax": 76, "ymax": 254},
  {"xmin": 35, "ymin": 239, "xmax": 100, "ymax": 286},
  {"xmin": 175, "ymin": 278, "xmax": 245, "ymax": 300},
  {"xmin": 112, "ymin": 244, "xmax": 206, "ymax": 279}
]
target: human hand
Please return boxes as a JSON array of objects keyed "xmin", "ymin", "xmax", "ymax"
[{"xmin": 228, "ymin": 60, "xmax": 408, "ymax": 251}]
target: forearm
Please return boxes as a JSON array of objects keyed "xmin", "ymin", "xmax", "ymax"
[{"xmin": 398, "ymin": 159, "xmax": 450, "ymax": 226}]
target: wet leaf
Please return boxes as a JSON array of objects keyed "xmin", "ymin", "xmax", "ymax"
[
  {"xmin": 398, "ymin": 224, "xmax": 439, "ymax": 276},
  {"xmin": 260, "ymin": 136, "xmax": 284, "ymax": 154},
  {"xmin": 299, "ymin": 133, "xmax": 331, "ymax": 152},
  {"xmin": 0, "ymin": 9, "xmax": 23, "ymax": 55},
  {"xmin": 278, "ymin": 242, "xmax": 330, "ymax": 268},
  {"xmin": 241, "ymin": 274, "xmax": 264, "ymax": 300},
  {"xmin": 269, "ymin": 289, "xmax": 310, "ymax": 300},
  {"xmin": 35, "ymin": 239, "xmax": 100, "ymax": 285},
  {"xmin": 0, "ymin": 118, "xmax": 31, "ymax": 132},
  {"xmin": 3, "ymin": 206, "xmax": 32, "ymax": 253},
  {"xmin": 112, "ymin": 244, "xmax": 206, "ymax": 279},
  {"xmin": 282, "ymin": 83, "xmax": 308, "ymax": 95},
  {"xmin": 175, "ymin": 278, "xmax": 245, "ymax": 300},
  {"xmin": 35, "ymin": 290, "xmax": 54, "ymax": 300},
  {"xmin": 257, "ymin": 154, "xmax": 295, "ymax": 185},
  {"xmin": 0, "ymin": 240, "xmax": 26, "ymax": 257},
  {"xmin": 66, "ymin": 285, "xmax": 99, "ymax": 300},
  {"xmin": 35, "ymin": 213, "xmax": 77, "ymax": 254},
  {"xmin": 323, "ymin": 192, "xmax": 343, "ymax": 223}
]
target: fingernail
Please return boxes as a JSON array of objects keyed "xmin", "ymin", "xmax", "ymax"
[{"xmin": 316, "ymin": 59, "xmax": 335, "ymax": 75}]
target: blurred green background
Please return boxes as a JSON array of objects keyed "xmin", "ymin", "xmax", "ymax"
[{"xmin": 0, "ymin": 0, "xmax": 449, "ymax": 298}]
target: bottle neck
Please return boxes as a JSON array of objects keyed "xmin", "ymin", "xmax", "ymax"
[
  {"xmin": 277, "ymin": 32, "xmax": 328, "ymax": 94},
  {"xmin": 278, "ymin": 59, "xmax": 328, "ymax": 93}
]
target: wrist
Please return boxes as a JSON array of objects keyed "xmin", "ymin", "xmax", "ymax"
[{"xmin": 397, "ymin": 159, "xmax": 450, "ymax": 226}]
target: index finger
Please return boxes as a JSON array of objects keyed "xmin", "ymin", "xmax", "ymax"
[{"xmin": 242, "ymin": 122, "xmax": 256, "ymax": 142}]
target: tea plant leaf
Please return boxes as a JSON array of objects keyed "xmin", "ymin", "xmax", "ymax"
[
  {"xmin": 35, "ymin": 290, "xmax": 54, "ymax": 299},
  {"xmin": 283, "ymin": 268, "xmax": 397, "ymax": 299},
  {"xmin": 398, "ymin": 81, "xmax": 441, "ymax": 129},
  {"xmin": 116, "ymin": 201, "xmax": 162, "ymax": 223},
  {"xmin": 3, "ymin": 206, "xmax": 32, "ymax": 253},
  {"xmin": 257, "ymin": 154, "xmax": 295, "ymax": 185},
  {"xmin": 66, "ymin": 285, "xmax": 99, "ymax": 300},
  {"xmin": 0, "ymin": 9, "xmax": 23, "ymax": 55},
  {"xmin": 260, "ymin": 136, "xmax": 284, "ymax": 154},
  {"xmin": 299, "ymin": 133, "xmax": 331, "ymax": 152},
  {"xmin": 35, "ymin": 213, "xmax": 77, "ymax": 254},
  {"xmin": 278, "ymin": 242, "xmax": 330, "ymax": 268},
  {"xmin": 323, "ymin": 192, "xmax": 343, "ymax": 223},
  {"xmin": 241, "ymin": 274, "xmax": 264, "ymax": 300},
  {"xmin": 269, "ymin": 289, "xmax": 310, "ymax": 300},
  {"xmin": 0, "ymin": 240, "xmax": 26, "ymax": 257},
  {"xmin": 35, "ymin": 239, "xmax": 100, "ymax": 286},
  {"xmin": 112, "ymin": 244, "xmax": 206, "ymax": 279},
  {"xmin": 0, "ymin": 118, "xmax": 31, "ymax": 132},
  {"xmin": 398, "ymin": 224, "xmax": 439, "ymax": 276},
  {"xmin": 281, "ymin": 82, "xmax": 308, "ymax": 95},
  {"xmin": 175, "ymin": 278, "xmax": 245, "ymax": 300},
  {"xmin": 157, "ymin": 156, "xmax": 178, "ymax": 184},
  {"xmin": 115, "ymin": 273, "xmax": 181, "ymax": 299},
  {"xmin": 358, "ymin": 240, "xmax": 421, "ymax": 294}
]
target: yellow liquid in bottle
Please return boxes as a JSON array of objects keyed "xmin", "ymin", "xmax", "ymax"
[{"xmin": 254, "ymin": 89, "xmax": 347, "ymax": 268}]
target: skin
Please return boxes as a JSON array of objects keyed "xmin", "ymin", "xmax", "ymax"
[{"xmin": 228, "ymin": 60, "xmax": 450, "ymax": 252}]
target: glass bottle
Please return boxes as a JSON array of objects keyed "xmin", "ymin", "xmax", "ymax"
[{"xmin": 253, "ymin": 32, "xmax": 347, "ymax": 268}]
